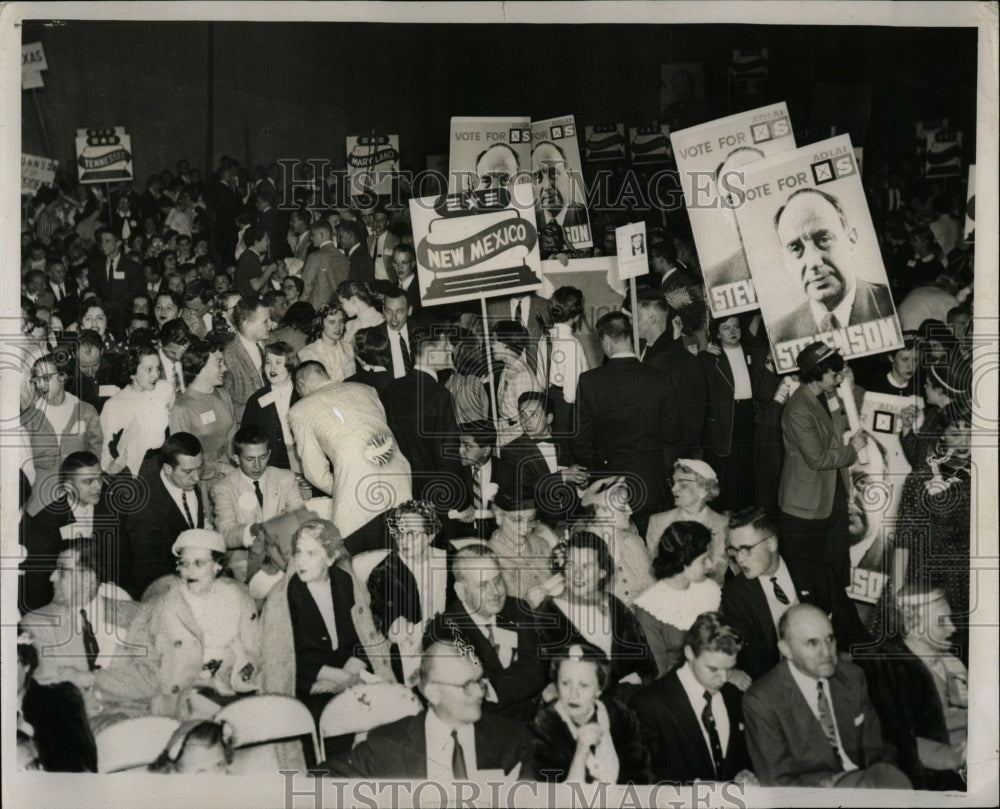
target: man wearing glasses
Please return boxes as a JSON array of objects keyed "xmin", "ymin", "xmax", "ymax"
[
  {"xmin": 720, "ymin": 506, "xmax": 867, "ymax": 681},
  {"xmin": 323, "ymin": 640, "xmax": 536, "ymax": 780}
]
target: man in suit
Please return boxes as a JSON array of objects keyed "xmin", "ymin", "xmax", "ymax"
[
  {"xmin": 390, "ymin": 242, "xmax": 423, "ymax": 322},
  {"xmin": 289, "ymin": 362, "xmax": 412, "ymax": 545},
  {"xmin": 720, "ymin": 506, "xmax": 868, "ymax": 681},
  {"xmin": 635, "ymin": 289, "xmax": 705, "ymax": 489},
  {"xmin": 779, "ymin": 343, "xmax": 866, "ymax": 585},
  {"xmin": 209, "ymin": 425, "xmax": 305, "ymax": 583},
  {"xmin": 88, "ymin": 227, "xmax": 143, "ymax": 337},
  {"xmin": 180, "ymin": 279, "xmax": 214, "ymax": 339},
  {"xmin": 425, "ymin": 545, "xmax": 548, "ymax": 723},
  {"xmin": 449, "ymin": 420, "xmax": 500, "ymax": 540},
  {"xmin": 233, "ymin": 226, "xmax": 278, "ymax": 299},
  {"xmin": 222, "ymin": 297, "xmax": 272, "ymax": 423},
  {"xmin": 383, "ymin": 329, "xmax": 464, "ymax": 506},
  {"xmin": 367, "ymin": 209, "xmax": 400, "ymax": 295},
  {"xmin": 124, "ymin": 432, "xmax": 206, "ymax": 598},
  {"xmin": 21, "ymin": 537, "xmax": 141, "ymax": 693},
  {"xmin": 338, "ymin": 220, "xmax": 376, "ymax": 288},
  {"xmin": 572, "ymin": 310, "xmax": 677, "ymax": 535},
  {"xmin": 640, "ymin": 612, "xmax": 756, "ymax": 785},
  {"xmin": 301, "ymin": 220, "xmax": 347, "ymax": 309},
  {"xmin": 379, "ymin": 287, "xmax": 415, "ymax": 379},
  {"xmin": 744, "ymin": 604, "xmax": 911, "ymax": 788},
  {"xmin": 324, "ymin": 640, "xmax": 536, "ymax": 780},
  {"xmin": 494, "ymin": 391, "xmax": 587, "ymax": 525},
  {"xmin": 485, "ymin": 292, "xmax": 549, "ymax": 372},
  {"xmin": 769, "ymin": 188, "xmax": 895, "ymax": 345},
  {"xmin": 651, "ymin": 241, "xmax": 699, "ymax": 294}
]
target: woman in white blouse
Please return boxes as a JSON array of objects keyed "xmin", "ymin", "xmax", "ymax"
[
  {"xmin": 299, "ymin": 302, "xmax": 356, "ymax": 383},
  {"xmin": 537, "ymin": 286, "xmax": 590, "ymax": 449},
  {"xmin": 99, "ymin": 343, "xmax": 174, "ymax": 476},
  {"xmin": 337, "ymin": 280, "xmax": 385, "ymax": 349}
]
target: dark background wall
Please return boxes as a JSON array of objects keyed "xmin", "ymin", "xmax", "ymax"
[{"xmin": 21, "ymin": 21, "xmax": 978, "ymax": 183}]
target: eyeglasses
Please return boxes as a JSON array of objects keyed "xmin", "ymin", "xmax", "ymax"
[
  {"xmin": 726, "ymin": 535, "xmax": 773, "ymax": 559},
  {"xmin": 669, "ymin": 476, "xmax": 701, "ymax": 488},
  {"xmin": 428, "ymin": 676, "xmax": 488, "ymax": 698}
]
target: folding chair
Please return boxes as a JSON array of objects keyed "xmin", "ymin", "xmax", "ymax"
[
  {"xmin": 215, "ymin": 694, "xmax": 320, "ymax": 768},
  {"xmin": 95, "ymin": 716, "xmax": 179, "ymax": 773},
  {"xmin": 319, "ymin": 682, "xmax": 422, "ymax": 749}
]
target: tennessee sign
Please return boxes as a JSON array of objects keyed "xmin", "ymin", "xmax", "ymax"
[
  {"xmin": 75, "ymin": 127, "xmax": 134, "ymax": 184},
  {"xmin": 345, "ymin": 134, "xmax": 400, "ymax": 196},
  {"xmin": 409, "ymin": 182, "xmax": 543, "ymax": 307}
]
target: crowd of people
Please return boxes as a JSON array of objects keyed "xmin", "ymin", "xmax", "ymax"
[{"xmin": 13, "ymin": 149, "xmax": 975, "ymax": 790}]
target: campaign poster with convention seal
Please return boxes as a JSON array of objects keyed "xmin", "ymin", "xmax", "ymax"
[
  {"xmin": 671, "ymin": 102, "xmax": 796, "ymax": 319},
  {"xmin": 448, "ymin": 116, "xmax": 532, "ymax": 194},
  {"xmin": 734, "ymin": 133, "xmax": 903, "ymax": 373},
  {"xmin": 583, "ymin": 123, "xmax": 626, "ymax": 162},
  {"xmin": 75, "ymin": 127, "xmax": 134, "ymax": 184},
  {"xmin": 409, "ymin": 182, "xmax": 542, "ymax": 307},
  {"xmin": 628, "ymin": 123, "xmax": 672, "ymax": 165},
  {"xmin": 345, "ymin": 134, "xmax": 399, "ymax": 196},
  {"xmin": 531, "ymin": 115, "xmax": 593, "ymax": 255}
]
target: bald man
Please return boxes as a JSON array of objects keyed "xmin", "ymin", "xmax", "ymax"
[
  {"xmin": 322, "ymin": 641, "xmax": 536, "ymax": 780},
  {"xmin": 743, "ymin": 604, "xmax": 910, "ymax": 789},
  {"xmin": 531, "ymin": 140, "xmax": 590, "ymax": 258}
]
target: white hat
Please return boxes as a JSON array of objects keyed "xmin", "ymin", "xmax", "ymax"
[
  {"xmin": 171, "ymin": 529, "xmax": 226, "ymax": 556},
  {"xmin": 674, "ymin": 459, "xmax": 718, "ymax": 482}
]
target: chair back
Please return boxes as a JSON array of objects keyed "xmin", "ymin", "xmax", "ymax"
[
  {"xmin": 96, "ymin": 716, "xmax": 180, "ymax": 773},
  {"xmin": 215, "ymin": 695, "xmax": 319, "ymax": 767},
  {"xmin": 319, "ymin": 682, "xmax": 422, "ymax": 747}
]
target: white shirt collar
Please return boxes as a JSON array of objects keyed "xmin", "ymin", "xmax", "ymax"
[
  {"xmin": 425, "ymin": 708, "xmax": 477, "ymax": 778},
  {"xmin": 609, "ymin": 350, "xmax": 637, "ymax": 359}
]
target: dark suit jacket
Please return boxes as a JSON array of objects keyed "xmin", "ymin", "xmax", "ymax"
[
  {"xmin": 21, "ymin": 679, "xmax": 97, "ymax": 773},
  {"xmin": 347, "ymin": 244, "xmax": 376, "ymax": 287},
  {"xmin": 485, "ymin": 294, "xmax": 550, "ymax": 371},
  {"xmin": 639, "ymin": 671, "xmax": 750, "ymax": 783},
  {"xmin": 345, "ymin": 368, "xmax": 392, "ymax": 408},
  {"xmin": 324, "ymin": 711, "xmax": 536, "ymax": 780},
  {"xmin": 493, "ymin": 434, "xmax": 577, "ymax": 522},
  {"xmin": 234, "ymin": 247, "xmax": 264, "ymax": 299},
  {"xmin": 744, "ymin": 659, "xmax": 895, "ymax": 786},
  {"xmin": 424, "ymin": 597, "xmax": 548, "ymax": 723},
  {"xmin": 287, "ymin": 567, "xmax": 364, "ymax": 699},
  {"xmin": 241, "ymin": 382, "xmax": 298, "ymax": 469},
  {"xmin": 376, "ymin": 322, "xmax": 413, "ymax": 379},
  {"xmin": 770, "ymin": 278, "xmax": 895, "ymax": 345},
  {"xmin": 531, "ymin": 696, "xmax": 651, "ymax": 784},
  {"xmin": 367, "ymin": 550, "xmax": 455, "ymax": 636},
  {"xmin": 572, "ymin": 356, "xmax": 676, "ymax": 515},
  {"xmin": 699, "ymin": 344, "xmax": 754, "ymax": 457},
  {"xmin": 643, "ymin": 333, "xmax": 705, "ymax": 461},
  {"xmin": 124, "ymin": 469, "xmax": 205, "ymax": 598},
  {"xmin": 720, "ymin": 557, "xmax": 868, "ymax": 680},
  {"xmin": 88, "ymin": 253, "xmax": 143, "ymax": 333},
  {"xmin": 394, "ymin": 277, "xmax": 423, "ymax": 321},
  {"xmin": 383, "ymin": 370, "xmax": 463, "ymax": 504}
]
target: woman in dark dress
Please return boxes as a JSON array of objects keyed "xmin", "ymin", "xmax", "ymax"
[
  {"xmin": 530, "ymin": 643, "xmax": 650, "ymax": 784},
  {"xmin": 241, "ymin": 340, "xmax": 300, "ymax": 471}
]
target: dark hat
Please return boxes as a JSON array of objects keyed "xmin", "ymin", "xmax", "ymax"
[
  {"xmin": 493, "ymin": 491, "xmax": 535, "ymax": 513},
  {"xmin": 796, "ymin": 341, "xmax": 838, "ymax": 374}
]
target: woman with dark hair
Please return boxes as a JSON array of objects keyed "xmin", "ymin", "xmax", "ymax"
[
  {"xmin": 168, "ymin": 336, "xmax": 236, "ymax": 480},
  {"xmin": 445, "ymin": 331, "xmax": 491, "ymax": 424},
  {"xmin": 270, "ymin": 300, "xmax": 315, "ymax": 353},
  {"xmin": 99, "ymin": 342, "xmax": 173, "ymax": 476},
  {"xmin": 77, "ymin": 298, "xmax": 122, "ymax": 354},
  {"xmin": 148, "ymin": 720, "xmax": 235, "ymax": 774},
  {"xmin": 537, "ymin": 287, "xmax": 590, "ymax": 450},
  {"xmin": 632, "ymin": 521, "xmax": 723, "ymax": 677},
  {"xmin": 900, "ymin": 354, "xmax": 972, "ymax": 472},
  {"xmin": 299, "ymin": 301, "xmax": 356, "ymax": 382},
  {"xmin": 858, "ymin": 331, "xmax": 920, "ymax": 397},
  {"xmin": 529, "ymin": 643, "xmax": 650, "ymax": 784},
  {"xmin": 17, "ymin": 632, "xmax": 97, "ymax": 772},
  {"xmin": 536, "ymin": 531, "xmax": 656, "ymax": 692},
  {"xmin": 346, "ymin": 325, "xmax": 393, "ymax": 402},
  {"xmin": 260, "ymin": 519, "xmax": 393, "ymax": 721},
  {"xmin": 337, "ymin": 279, "xmax": 384, "ymax": 347},
  {"xmin": 241, "ymin": 341, "xmax": 300, "ymax": 471}
]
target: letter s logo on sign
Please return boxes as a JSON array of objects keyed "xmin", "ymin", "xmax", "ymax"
[
  {"xmin": 771, "ymin": 117, "xmax": 790, "ymax": 138},
  {"xmin": 835, "ymin": 155, "xmax": 856, "ymax": 178}
]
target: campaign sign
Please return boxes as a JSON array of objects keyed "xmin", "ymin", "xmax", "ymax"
[
  {"xmin": 22, "ymin": 154, "xmax": 58, "ymax": 195},
  {"xmin": 964, "ymin": 164, "xmax": 975, "ymax": 242},
  {"xmin": 729, "ymin": 48, "xmax": 769, "ymax": 79},
  {"xmin": 671, "ymin": 102, "xmax": 796, "ymax": 318},
  {"xmin": 583, "ymin": 124, "xmax": 626, "ymax": 162},
  {"xmin": 925, "ymin": 127, "xmax": 963, "ymax": 178},
  {"xmin": 615, "ymin": 222, "xmax": 649, "ymax": 281},
  {"xmin": 449, "ymin": 116, "xmax": 532, "ymax": 194},
  {"xmin": 345, "ymin": 134, "xmax": 399, "ymax": 196},
  {"xmin": 734, "ymin": 134, "xmax": 903, "ymax": 373},
  {"xmin": 846, "ymin": 392, "xmax": 914, "ymax": 606},
  {"xmin": 531, "ymin": 115, "xmax": 593, "ymax": 254},
  {"xmin": 75, "ymin": 127, "xmax": 134, "ymax": 184},
  {"xmin": 22, "ymin": 42, "xmax": 48, "ymax": 72},
  {"xmin": 409, "ymin": 182, "xmax": 542, "ymax": 307},
  {"xmin": 629, "ymin": 124, "xmax": 672, "ymax": 165}
]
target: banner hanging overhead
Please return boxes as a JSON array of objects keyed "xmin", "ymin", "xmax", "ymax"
[
  {"xmin": 734, "ymin": 133, "xmax": 903, "ymax": 373},
  {"xmin": 671, "ymin": 102, "xmax": 796, "ymax": 318}
]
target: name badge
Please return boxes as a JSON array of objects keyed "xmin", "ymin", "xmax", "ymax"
[
  {"xmin": 258, "ymin": 391, "xmax": 276, "ymax": 408},
  {"xmin": 200, "ymin": 410, "xmax": 217, "ymax": 425},
  {"xmin": 112, "ymin": 267, "xmax": 126, "ymax": 280},
  {"xmin": 59, "ymin": 523, "xmax": 82, "ymax": 540},
  {"xmin": 73, "ymin": 420, "xmax": 87, "ymax": 435}
]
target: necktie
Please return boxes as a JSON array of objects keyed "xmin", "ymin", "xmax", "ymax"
[
  {"xmin": 771, "ymin": 576, "xmax": 790, "ymax": 605},
  {"xmin": 819, "ymin": 312, "xmax": 839, "ymax": 332},
  {"xmin": 107, "ymin": 258, "xmax": 114, "ymax": 285},
  {"xmin": 472, "ymin": 467, "xmax": 483, "ymax": 511},
  {"xmin": 513, "ymin": 299, "xmax": 524, "ymax": 327},
  {"xmin": 181, "ymin": 491, "xmax": 195, "ymax": 528},
  {"xmin": 451, "ymin": 730, "xmax": 468, "ymax": 780},
  {"xmin": 80, "ymin": 608, "xmax": 100, "ymax": 671},
  {"xmin": 399, "ymin": 332, "xmax": 412, "ymax": 369},
  {"xmin": 701, "ymin": 690, "xmax": 724, "ymax": 775},
  {"xmin": 485, "ymin": 622, "xmax": 499, "ymax": 656},
  {"xmin": 257, "ymin": 343, "xmax": 266, "ymax": 376},
  {"xmin": 254, "ymin": 480, "xmax": 264, "ymax": 509},
  {"xmin": 816, "ymin": 681, "xmax": 843, "ymax": 768}
]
